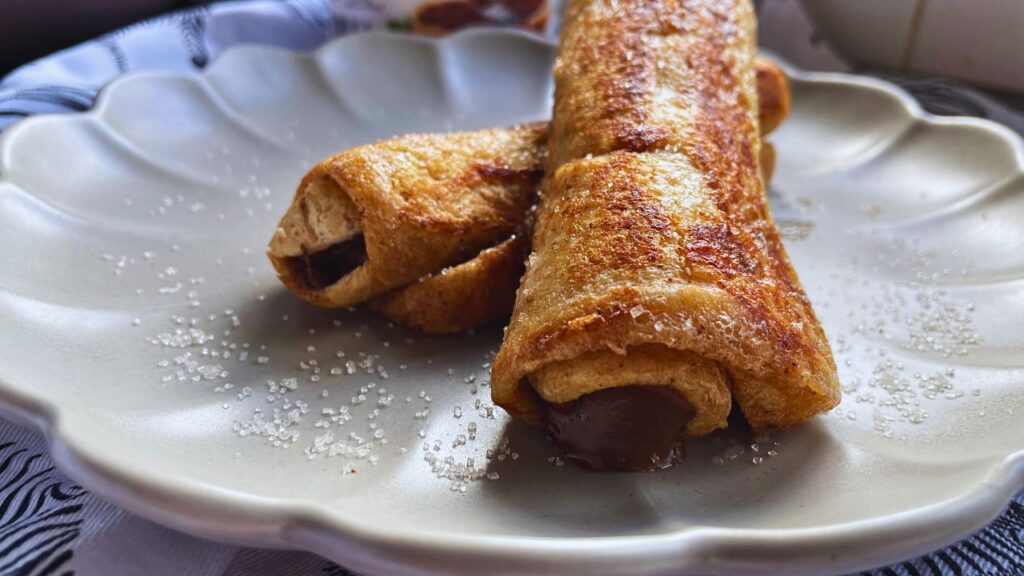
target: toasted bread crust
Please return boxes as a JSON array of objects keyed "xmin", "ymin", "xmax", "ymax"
[
  {"xmin": 370, "ymin": 233, "xmax": 530, "ymax": 333},
  {"xmin": 373, "ymin": 58, "xmax": 785, "ymax": 331},
  {"xmin": 268, "ymin": 124, "xmax": 546, "ymax": 308},
  {"xmin": 491, "ymin": 0, "xmax": 839, "ymax": 432},
  {"xmin": 269, "ymin": 56, "xmax": 788, "ymax": 332}
]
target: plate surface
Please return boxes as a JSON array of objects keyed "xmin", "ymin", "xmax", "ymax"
[{"xmin": 0, "ymin": 30, "xmax": 1022, "ymax": 576}]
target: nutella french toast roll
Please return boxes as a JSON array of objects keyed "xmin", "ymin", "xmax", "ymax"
[
  {"xmin": 268, "ymin": 124, "xmax": 546, "ymax": 308},
  {"xmin": 369, "ymin": 58, "xmax": 785, "ymax": 334},
  {"xmin": 269, "ymin": 58, "xmax": 787, "ymax": 330},
  {"xmin": 491, "ymin": 0, "xmax": 839, "ymax": 470}
]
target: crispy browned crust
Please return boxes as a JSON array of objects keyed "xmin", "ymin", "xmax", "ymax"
[
  {"xmin": 491, "ymin": 0, "xmax": 839, "ymax": 432},
  {"xmin": 370, "ymin": 232, "xmax": 530, "ymax": 333},
  {"xmin": 269, "ymin": 56, "xmax": 785, "ymax": 327},
  {"xmin": 548, "ymin": 0, "xmax": 754, "ymax": 170},
  {"xmin": 374, "ymin": 62, "xmax": 785, "ymax": 332},
  {"xmin": 267, "ymin": 124, "xmax": 546, "ymax": 308}
]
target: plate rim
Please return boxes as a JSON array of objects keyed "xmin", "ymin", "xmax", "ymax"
[{"xmin": 0, "ymin": 27, "xmax": 1022, "ymax": 576}]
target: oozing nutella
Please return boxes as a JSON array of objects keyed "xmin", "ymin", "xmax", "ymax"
[{"xmin": 544, "ymin": 386, "xmax": 696, "ymax": 471}]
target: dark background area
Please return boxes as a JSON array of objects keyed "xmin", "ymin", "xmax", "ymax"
[{"xmin": 1, "ymin": 0, "xmax": 204, "ymax": 76}]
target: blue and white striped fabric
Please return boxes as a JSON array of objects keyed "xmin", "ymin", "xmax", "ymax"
[
  {"xmin": 1, "ymin": 1, "xmax": 1022, "ymax": 574},
  {"xmin": 0, "ymin": 0, "xmax": 373, "ymax": 132}
]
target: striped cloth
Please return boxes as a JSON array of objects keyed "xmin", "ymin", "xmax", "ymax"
[{"xmin": 0, "ymin": 1, "xmax": 1021, "ymax": 574}]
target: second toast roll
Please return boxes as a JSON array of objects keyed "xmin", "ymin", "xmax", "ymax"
[
  {"xmin": 492, "ymin": 0, "xmax": 839, "ymax": 464},
  {"xmin": 268, "ymin": 125, "xmax": 546, "ymax": 307},
  {"xmin": 371, "ymin": 56, "xmax": 784, "ymax": 333}
]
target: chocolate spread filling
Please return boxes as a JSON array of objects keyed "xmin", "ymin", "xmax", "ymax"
[
  {"xmin": 544, "ymin": 386, "xmax": 696, "ymax": 471},
  {"xmin": 290, "ymin": 236, "xmax": 368, "ymax": 290}
]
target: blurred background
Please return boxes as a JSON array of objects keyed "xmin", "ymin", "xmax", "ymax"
[
  {"xmin": 1, "ymin": 0, "xmax": 204, "ymax": 74},
  {"xmin": 3, "ymin": 0, "xmax": 1022, "ymax": 94},
  {"xmin": 4, "ymin": 0, "xmax": 1019, "ymax": 126}
]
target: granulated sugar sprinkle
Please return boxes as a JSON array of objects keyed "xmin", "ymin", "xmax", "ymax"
[
  {"xmin": 816, "ymin": 236, "xmax": 984, "ymax": 439},
  {"xmin": 121, "ymin": 181, "xmax": 998, "ymax": 494},
  {"xmin": 135, "ymin": 248, "xmax": 519, "ymax": 491}
]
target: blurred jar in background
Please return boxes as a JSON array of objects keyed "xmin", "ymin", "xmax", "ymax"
[{"xmin": 797, "ymin": 0, "xmax": 1024, "ymax": 91}]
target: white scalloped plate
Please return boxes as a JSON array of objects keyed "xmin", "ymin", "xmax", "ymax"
[{"xmin": 0, "ymin": 30, "xmax": 1022, "ymax": 576}]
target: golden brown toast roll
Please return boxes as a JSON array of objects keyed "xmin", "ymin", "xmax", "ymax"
[
  {"xmin": 269, "ymin": 59, "xmax": 788, "ymax": 331},
  {"xmin": 267, "ymin": 124, "xmax": 546, "ymax": 308},
  {"xmin": 490, "ymin": 0, "xmax": 838, "ymax": 470},
  {"xmin": 367, "ymin": 60, "xmax": 787, "ymax": 334},
  {"xmin": 372, "ymin": 141, "xmax": 772, "ymax": 335}
]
